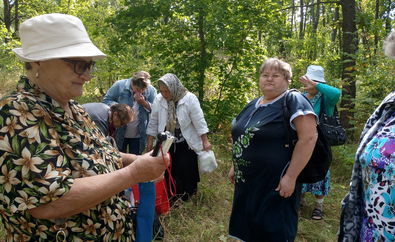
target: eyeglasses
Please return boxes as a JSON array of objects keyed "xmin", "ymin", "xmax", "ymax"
[
  {"xmin": 61, "ymin": 58, "xmax": 96, "ymax": 76},
  {"xmin": 260, "ymin": 73, "xmax": 284, "ymax": 79}
]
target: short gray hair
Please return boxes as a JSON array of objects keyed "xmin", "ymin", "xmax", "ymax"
[
  {"xmin": 260, "ymin": 58, "xmax": 292, "ymax": 81},
  {"xmin": 384, "ymin": 31, "xmax": 395, "ymax": 59}
]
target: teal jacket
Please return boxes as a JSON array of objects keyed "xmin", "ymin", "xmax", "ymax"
[{"xmin": 306, "ymin": 83, "xmax": 341, "ymax": 117}]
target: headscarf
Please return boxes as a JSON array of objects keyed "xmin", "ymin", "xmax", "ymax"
[{"xmin": 158, "ymin": 73, "xmax": 188, "ymax": 134}]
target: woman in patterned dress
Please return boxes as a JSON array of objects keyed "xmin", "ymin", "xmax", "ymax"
[
  {"xmin": 0, "ymin": 13, "xmax": 167, "ymax": 241},
  {"xmin": 228, "ymin": 58, "xmax": 318, "ymax": 241},
  {"xmin": 339, "ymin": 31, "xmax": 395, "ymax": 241},
  {"xmin": 299, "ymin": 65, "xmax": 341, "ymax": 220}
]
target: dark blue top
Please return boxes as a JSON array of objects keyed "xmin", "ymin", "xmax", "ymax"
[{"xmin": 229, "ymin": 91, "xmax": 316, "ymax": 242}]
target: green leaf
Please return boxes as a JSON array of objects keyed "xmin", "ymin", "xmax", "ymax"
[
  {"xmin": 36, "ymin": 142, "xmax": 48, "ymax": 154},
  {"xmin": 39, "ymin": 120, "xmax": 48, "ymax": 139},
  {"xmin": 11, "ymin": 135, "xmax": 20, "ymax": 156}
]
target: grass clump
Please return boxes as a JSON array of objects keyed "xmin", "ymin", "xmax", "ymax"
[{"xmin": 159, "ymin": 139, "xmax": 357, "ymax": 242}]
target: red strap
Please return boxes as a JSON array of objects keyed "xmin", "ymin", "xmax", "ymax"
[{"xmin": 160, "ymin": 145, "xmax": 176, "ymax": 197}]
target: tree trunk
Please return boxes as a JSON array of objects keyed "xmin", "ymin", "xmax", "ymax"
[
  {"xmin": 308, "ymin": 0, "xmax": 320, "ymax": 59},
  {"xmin": 312, "ymin": 0, "xmax": 320, "ymax": 34},
  {"xmin": 310, "ymin": 0, "xmax": 315, "ymax": 26},
  {"xmin": 291, "ymin": 0, "xmax": 295, "ymax": 34},
  {"xmin": 303, "ymin": 1, "xmax": 308, "ymax": 38},
  {"xmin": 197, "ymin": 7, "xmax": 207, "ymax": 104},
  {"xmin": 3, "ymin": 0, "xmax": 12, "ymax": 32},
  {"xmin": 373, "ymin": 0, "xmax": 380, "ymax": 54},
  {"xmin": 340, "ymin": 0, "xmax": 358, "ymax": 140},
  {"xmin": 13, "ymin": 0, "xmax": 19, "ymax": 36},
  {"xmin": 299, "ymin": 0, "xmax": 304, "ymax": 39},
  {"xmin": 331, "ymin": 7, "xmax": 339, "ymax": 43},
  {"xmin": 385, "ymin": 0, "xmax": 392, "ymax": 34}
]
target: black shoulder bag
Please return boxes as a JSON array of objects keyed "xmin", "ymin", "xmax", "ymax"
[
  {"xmin": 319, "ymin": 96, "xmax": 347, "ymax": 146},
  {"xmin": 283, "ymin": 89, "xmax": 332, "ymax": 184}
]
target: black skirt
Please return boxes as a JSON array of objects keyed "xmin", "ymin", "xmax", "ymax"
[{"xmin": 166, "ymin": 140, "xmax": 200, "ymax": 201}]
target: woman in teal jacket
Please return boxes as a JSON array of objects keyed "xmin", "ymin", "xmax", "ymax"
[{"xmin": 299, "ymin": 65, "xmax": 341, "ymax": 220}]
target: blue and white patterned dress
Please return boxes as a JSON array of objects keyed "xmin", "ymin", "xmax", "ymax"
[{"xmin": 339, "ymin": 91, "xmax": 395, "ymax": 241}]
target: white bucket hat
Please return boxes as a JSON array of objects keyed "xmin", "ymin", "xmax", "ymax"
[
  {"xmin": 13, "ymin": 13, "xmax": 106, "ymax": 62},
  {"xmin": 305, "ymin": 65, "xmax": 326, "ymax": 83}
]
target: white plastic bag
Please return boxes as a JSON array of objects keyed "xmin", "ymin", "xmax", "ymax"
[{"xmin": 197, "ymin": 150, "xmax": 218, "ymax": 173}]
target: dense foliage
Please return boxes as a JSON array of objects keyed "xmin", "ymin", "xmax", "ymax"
[{"xmin": 1, "ymin": 0, "xmax": 394, "ymax": 138}]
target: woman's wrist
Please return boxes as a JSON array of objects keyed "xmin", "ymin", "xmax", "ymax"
[{"xmin": 283, "ymin": 172, "xmax": 298, "ymax": 181}]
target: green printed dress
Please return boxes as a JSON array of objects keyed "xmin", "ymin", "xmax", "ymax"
[{"xmin": 0, "ymin": 77, "xmax": 134, "ymax": 241}]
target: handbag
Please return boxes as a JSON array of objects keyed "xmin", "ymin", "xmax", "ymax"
[
  {"xmin": 283, "ymin": 89, "xmax": 332, "ymax": 183},
  {"xmin": 197, "ymin": 150, "xmax": 218, "ymax": 173},
  {"xmin": 155, "ymin": 179, "xmax": 170, "ymax": 215},
  {"xmin": 319, "ymin": 96, "xmax": 347, "ymax": 146}
]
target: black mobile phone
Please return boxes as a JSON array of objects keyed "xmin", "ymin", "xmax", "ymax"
[{"xmin": 151, "ymin": 131, "xmax": 174, "ymax": 157}]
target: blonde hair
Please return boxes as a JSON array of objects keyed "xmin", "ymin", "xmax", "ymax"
[
  {"xmin": 259, "ymin": 58, "xmax": 292, "ymax": 81},
  {"xmin": 384, "ymin": 31, "xmax": 395, "ymax": 59}
]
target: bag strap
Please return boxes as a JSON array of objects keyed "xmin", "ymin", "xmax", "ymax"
[
  {"xmin": 320, "ymin": 94, "xmax": 340, "ymax": 119},
  {"xmin": 282, "ymin": 89, "xmax": 299, "ymax": 149},
  {"xmin": 281, "ymin": 89, "xmax": 300, "ymax": 181}
]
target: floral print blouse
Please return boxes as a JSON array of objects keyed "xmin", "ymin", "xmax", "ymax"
[
  {"xmin": 339, "ymin": 91, "xmax": 395, "ymax": 241},
  {"xmin": 0, "ymin": 77, "xmax": 134, "ymax": 241}
]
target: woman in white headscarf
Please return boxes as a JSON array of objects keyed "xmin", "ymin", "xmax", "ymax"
[{"xmin": 147, "ymin": 73, "xmax": 212, "ymax": 201}]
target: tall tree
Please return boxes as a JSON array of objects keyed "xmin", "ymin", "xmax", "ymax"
[
  {"xmin": 384, "ymin": 0, "xmax": 392, "ymax": 33},
  {"xmin": 13, "ymin": 0, "xmax": 18, "ymax": 35},
  {"xmin": 331, "ymin": 6, "xmax": 339, "ymax": 43},
  {"xmin": 374, "ymin": 0, "xmax": 380, "ymax": 53},
  {"xmin": 2, "ymin": 0, "xmax": 18, "ymax": 34},
  {"xmin": 299, "ymin": 0, "xmax": 305, "ymax": 39},
  {"xmin": 312, "ymin": 0, "xmax": 320, "ymax": 34},
  {"xmin": 197, "ymin": 4, "xmax": 207, "ymax": 103},
  {"xmin": 109, "ymin": 0, "xmax": 283, "ymax": 130},
  {"xmin": 340, "ymin": 0, "xmax": 358, "ymax": 139}
]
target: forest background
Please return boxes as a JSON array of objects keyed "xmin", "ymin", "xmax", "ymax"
[{"xmin": 0, "ymin": 0, "xmax": 394, "ymax": 241}]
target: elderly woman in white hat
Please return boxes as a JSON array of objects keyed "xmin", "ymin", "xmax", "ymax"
[
  {"xmin": 299, "ymin": 65, "xmax": 341, "ymax": 220},
  {"xmin": 0, "ymin": 13, "xmax": 168, "ymax": 241}
]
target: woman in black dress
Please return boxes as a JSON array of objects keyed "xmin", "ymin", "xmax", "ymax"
[{"xmin": 228, "ymin": 58, "xmax": 318, "ymax": 241}]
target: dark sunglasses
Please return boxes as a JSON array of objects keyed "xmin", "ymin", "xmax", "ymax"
[{"xmin": 61, "ymin": 58, "xmax": 96, "ymax": 76}]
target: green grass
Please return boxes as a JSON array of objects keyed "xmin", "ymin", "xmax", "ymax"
[
  {"xmin": 0, "ymin": 135, "xmax": 357, "ymax": 241},
  {"xmin": 158, "ymin": 141, "xmax": 357, "ymax": 242},
  {"xmin": 0, "ymin": 73, "xmax": 18, "ymax": 99}
]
